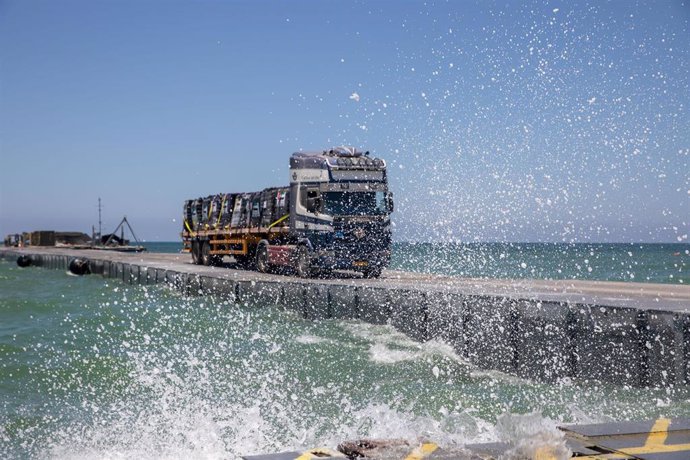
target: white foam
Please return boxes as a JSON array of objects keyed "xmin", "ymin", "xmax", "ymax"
[
  {"xmin": 369, "ymin": 342, "xmax": 419, "ymax": 363},
  {"xmin": 294, "ymin": 334, "xmax": 329, "ymax": 345}
]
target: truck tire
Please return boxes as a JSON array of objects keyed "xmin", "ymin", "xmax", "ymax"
[
  {"xmin": 234, "ymin": 253, "xmax": 255, "ymax": 270},
  {"xmin": 191, "ymin": 241, "xmax": 201, "ymax": 265},
  {"xmin": 234, "ymin": 255, "xmax": 247, "ymax": 269},
  {"xmin": 256, "ymin": 244, "xmax": 270, "ymax": 273},
  {"xmin": 295, "ymin": 245, "xmax": 312, "ymax": 278},
  {"xmin": 363, "ymin": 266, "xmax": 382, "ymax": 278},
  {"xmin": 201, "ymin": 241, "xmax": 212, "ymax": 266}
]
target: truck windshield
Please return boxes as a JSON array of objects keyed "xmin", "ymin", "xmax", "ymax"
[{"xmin": 323, "ymin": 191, "xmax": 387, "ymax": 216}]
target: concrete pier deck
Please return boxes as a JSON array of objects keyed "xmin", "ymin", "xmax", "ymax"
[{"xmin": 2, "ymin": 246, "xmax": 689, "ymax": 387}]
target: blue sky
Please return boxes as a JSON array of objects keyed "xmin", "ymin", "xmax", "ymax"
[{"xmin": 1, "ymin": 0, "xmax": 688, "ymax": 242}]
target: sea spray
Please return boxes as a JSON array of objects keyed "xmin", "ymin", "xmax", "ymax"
[{"xmin": 2, "ymin": 260, "xmax": 690, "ymax": 458}]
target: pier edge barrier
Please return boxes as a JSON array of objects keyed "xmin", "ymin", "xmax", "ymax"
[{"xmin": 2, "ymin": 248, "xmax": 688, "ymax": 388}]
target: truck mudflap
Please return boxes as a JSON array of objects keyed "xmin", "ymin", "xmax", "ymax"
[
  {"xmin": 242, "ymin": 418, "xmax": 690, "ymax": 460},
  {"xmin": 267, "ymin": 245, "xmax": 295, "ymax": 266}
]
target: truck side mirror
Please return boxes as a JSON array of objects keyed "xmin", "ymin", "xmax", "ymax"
[{"xmin": 386, "ymin": 192, "xmax": 394, "ymax": 213}]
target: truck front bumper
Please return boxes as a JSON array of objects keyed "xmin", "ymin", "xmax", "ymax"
[{"xmin": 314, "ymin": 249, "xmax": 390, "ymax": 271}]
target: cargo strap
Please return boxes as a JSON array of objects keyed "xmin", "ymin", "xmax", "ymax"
[
  {"xmin": 184, "ymin": 219, "xmax": 195, "ymax": 236},
  {"xmin": 216, "ymin": 195, "xmax": 226, "ymax": 227},
  {"xmin": 268, "ymin": 214, "xmax": 289, "ymax": 229}
]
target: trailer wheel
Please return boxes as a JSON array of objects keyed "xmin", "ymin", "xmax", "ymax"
[
  {"xmin": 256, "ymin": 244, "xmax": 270, "ymax": 273},
  {"xmin": 191, "ymin": 241, "xmax": 201, "ymax": 265},
  {"xmin": 234, "ymin": 255, "xmax": 248, "ymax": 269},
  {"xmin": 234, "ymin": 254, "xmax": 255, "ymax": 270},
  {"xmin": 363, "ymin": 267, "xmax": 382, "ymax": 279},
  {"xmin": 201, "ymin": 241, "xmax": 212, "ymax": 266},
  {"xmin": 295, "ymin": 245, "xmax": 312, "ymax": 278}
]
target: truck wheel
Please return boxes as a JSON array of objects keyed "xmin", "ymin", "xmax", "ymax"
[
  {"xmin": 295, "ymin": 245, "xmax": 312, "ymax": 278},
  {"xmin": 201, "ymin": 241, "xmax": 212, "ymax": 266},
  {"xmin": 191, "ymin": 241, "xmax": 201, "ymax": 265},
  {"xmin": 363, "ymin": 267, "xmax": 382, "ymax": 278},
  {"xmin": 256, "ymin": 244, "xmax": 270, "ymax": 273},
  {"xmin": 234, "ymin": 254, "xmax": 255, "ymax": 270},
  {"xmin": 234, "ymin": 255, "xmax": 247, "ymax": 269}
]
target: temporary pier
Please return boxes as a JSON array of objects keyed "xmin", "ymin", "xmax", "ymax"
[
  {"xmin": 242, "ymin": 417, "xmax": 690, "ymax": 459},
  {"xmin": 1, "ymin": 247, "xmax": 689, "ymax": 388}
]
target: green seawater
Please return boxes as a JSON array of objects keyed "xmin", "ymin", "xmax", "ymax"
[
  {"xmin": 389, "ymin": 242, "xmax": 690, "ymax": 284},
  {"xmin": 1, "ymin": 251, "xmax": 690, "ymax": 459}
]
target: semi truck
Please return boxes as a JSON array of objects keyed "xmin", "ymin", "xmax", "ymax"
[{"xmin": 181, "ymin": 147, "xmax": 394, "ymax": 278}]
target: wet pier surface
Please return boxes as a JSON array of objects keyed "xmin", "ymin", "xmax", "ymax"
[
  {"xmin": 243, "ymin": 417, "xmax": 690, "ymax": 459},
  {"xmin": 2, "ymin": 247, "xmax": 690, "ymax": 387}
]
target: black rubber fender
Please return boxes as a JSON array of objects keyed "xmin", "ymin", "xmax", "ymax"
[
  {"xmin": 69, "ymin": 258, "xmax": 90, "ymax": 276},
  {"xmin": 16, "ymin": 255, "xmax": 32, "ymax": 267}
]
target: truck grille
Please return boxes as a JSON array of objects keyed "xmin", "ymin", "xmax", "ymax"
[{"xmin": 332, "ymin": 217, "xmax": 391, "ymax": 257}]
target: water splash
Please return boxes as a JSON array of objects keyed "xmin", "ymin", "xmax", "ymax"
[{"xmin": 2, "ymin": 265, "xmax": 689, "ymax": 458}]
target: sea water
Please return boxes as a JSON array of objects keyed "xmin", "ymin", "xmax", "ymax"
[{"xmin": 1, "ymin": 244, "xmax": 689, "ymax": 458}]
